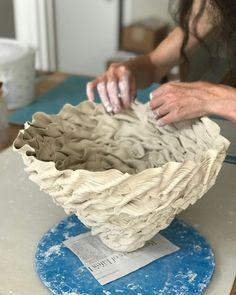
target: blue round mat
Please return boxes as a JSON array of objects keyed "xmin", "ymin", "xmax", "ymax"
[{"xmin": 35, "ymin": 215, "xmax": 215, "ymax": 295}]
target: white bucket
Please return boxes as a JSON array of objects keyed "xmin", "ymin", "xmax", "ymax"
[{"xmin": 0, "ymin": 38, "xmax": 36, "ymax": 109}]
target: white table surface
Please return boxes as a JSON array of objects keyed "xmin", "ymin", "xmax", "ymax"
[{"xmin": 0, "ymin": 147, "xmax": 235, "ymax": 295}]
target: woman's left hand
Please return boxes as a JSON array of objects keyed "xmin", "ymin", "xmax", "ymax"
[{"xmin": 149, "ymin": 81, "xmax": 236, "ymax": 125}]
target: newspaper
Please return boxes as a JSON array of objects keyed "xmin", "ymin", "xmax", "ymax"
[{"xmin": 63, "ymin": 232, "xmax": 179, "ymax": 285}]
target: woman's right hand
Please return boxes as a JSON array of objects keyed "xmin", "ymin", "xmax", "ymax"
[{"xmin": 86, "ymin": 62, "xmax": 137, "ymax": 114}]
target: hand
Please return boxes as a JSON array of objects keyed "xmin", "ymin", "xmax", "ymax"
[
  {"xmin": 86, "ymin": 63, "xmax": 136, "ymax": 113},
  {"xmin": 149, "ymin": 81, "xmax": 236, "ymax": 125}
]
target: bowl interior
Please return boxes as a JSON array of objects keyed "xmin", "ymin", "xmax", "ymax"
[{"xmin": 14, "ymin": 102, "xmax": 223, "ymax": 174}]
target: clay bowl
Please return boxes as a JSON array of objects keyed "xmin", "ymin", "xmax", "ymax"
[{"xmin": 14, "ymin": 101, "xmax": 229, "ymax": 252}]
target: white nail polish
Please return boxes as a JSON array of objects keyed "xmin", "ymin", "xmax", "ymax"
[
  {"xmin": 149, "ymin": 92, "xmax": 153, "ymax": 100},
  {"xmin": 152, "ymin": 111, "xmax": 158, "ymax": 119},
  {"xmin": 156, "ymin": 119, "xmax": 164, "ymax": 127},
  {"xmin": 106, "ymin": 105, "xmax": 113, "ymax": 113}
]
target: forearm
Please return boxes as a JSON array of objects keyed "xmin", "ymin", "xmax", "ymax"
[
  {"xmin": 121, "ymin": 27, "xmax": 187, "ymax": 89},
  {"xmin": 124, "ymin": 24, "xmax": 212, "ymax": 89},
  {"xmin": 149, "ymin": 27, "xmax": 186, "ymax": 82},
  {"xmin": 124, "ymin": 28, "xmax": 188, "ymax": 88},
  {"xmin": 88, "ymin": 0, "xmax": 216, "ymax": 113},
  {"xmin": 149, "ymin": 18, "xmax": 214, "ymax": 83},
  {"xmin": 125, "ymin": 0, "xmax": 214, "ymax": 88},
  {"xmin": 122, "ymin": 27, "xmax": 191, "ymax": 88},
  {"xmin": 206, "ymin": 84, "xmax": 236, "ymax": 122},
  {"xmin": 124, "ymin": 55, "xmax": 155, "ymax": 89}
]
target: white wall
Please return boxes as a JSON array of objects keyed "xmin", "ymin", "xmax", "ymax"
[
  {"xmin": 124, "ymin": 0, "xmax": 172, "ymax": 25},
  {"xmin": 55, "ymin": 0, "xmax": 172, "ymax": 76},
  {"xmin": 55, "ymin": 0, "xmax": 119, "ymax": 76},
  {"xmin": 13, "ymin": 0, "xmax": 56, "ymax": 71}
]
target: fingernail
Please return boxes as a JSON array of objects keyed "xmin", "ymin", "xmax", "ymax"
[
  {"xmin": 148, "ymin": 100, "xmax": 154, "ymax": 110},
  {"xmin": 106, "ymin": 104, "xmax": 113, "ymax": 113},
  {"xmin": 113, "ymin": 104, "xmax": 121, "ymax": 113},
  {"xmin": 156, "ymin": 119, "xmax": 164, "ymax": 127},
  {"xmin": 149, "ymin": 92, "xmax": 153, "ymax": 100},
  {"xmin": 151, "ymin": 111, "xmax": 159, "ymax": 120},
  {"xmin": 113, "ymin": 107, "xmax": 120, "ymax": 113}
]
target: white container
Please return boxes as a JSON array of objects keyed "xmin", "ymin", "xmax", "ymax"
[{"xmin": 0, "ymin": 39, "xmax": 36, "ymax": 109}]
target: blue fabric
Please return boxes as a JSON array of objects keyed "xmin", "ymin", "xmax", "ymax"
[{"xmin": 9, "ymin": 75, "xmax": 158, "ymax": 125}]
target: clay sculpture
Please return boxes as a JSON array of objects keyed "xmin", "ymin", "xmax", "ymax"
[{"xmin": 14, "ymin": 101, "xmax": 230, "ymax": 252}]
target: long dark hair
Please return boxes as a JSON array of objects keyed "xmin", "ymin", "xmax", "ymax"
[{"xmin": 169, "ymin": 0, "xmax": 236, "ymax": 82}]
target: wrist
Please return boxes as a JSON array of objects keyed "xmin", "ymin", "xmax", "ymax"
[
  {"xmin": 206, "ymin": 84, "xmax": 236, "ymax": 122},
  {"xmin": 126, "ymin": 55, "xmax": 156, "ymax": 88}
]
